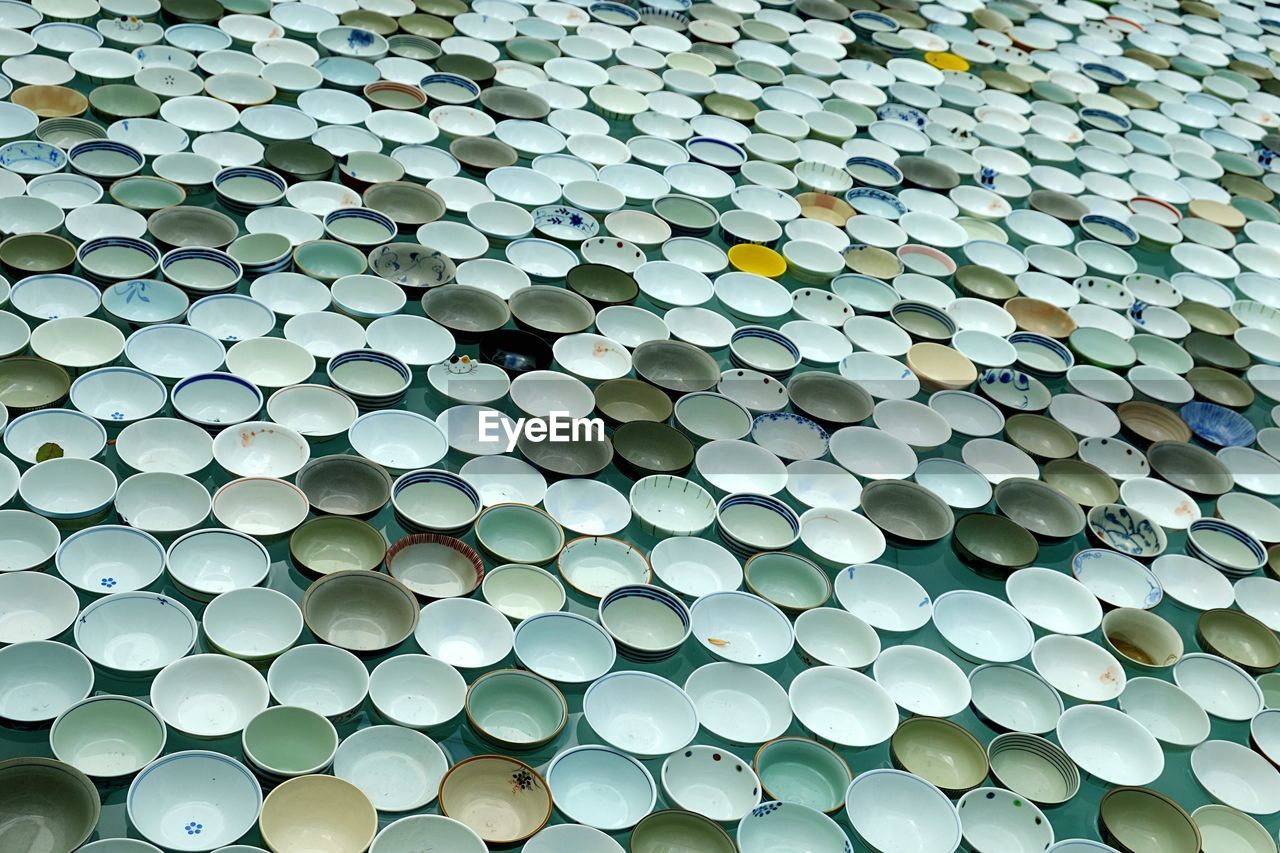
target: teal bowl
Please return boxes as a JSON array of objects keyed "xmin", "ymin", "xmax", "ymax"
[
  {"xmin": 464, "ymin": 669, "xmax": 567, "ymax": 750},
  {"xmin": 474, "ymin": 503, "xmax": 565, "ymax": 565},
  {"xmin": 753, "ymin": 737, "xmax": 852, "ymax": 815}
]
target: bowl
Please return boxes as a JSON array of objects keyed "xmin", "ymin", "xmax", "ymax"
[
  {"xmin": 368, "ymin": 652, "xmax": 465, "ymax": 730},
  {"xmin": 969, "ymin": 663, "xmax": 1064, "ymax": 735},
  {"xmin": 1099, "ymin": 787, "xmax": 1200, "ymax": 853},
  {"xmin": 295, "ymin": 455, "xmax": 391, "ymax": 518},
  {"xmin": 50, "ymin": 695, "xmax": 166, "ymax": 779},
  {"xmin": 260, "ymin": 775, "xmax": 378, "ymax": 853},
  {"xmin": 333, "ymin": 725, "xmax": 449, "ymax": 812},
  {"xmin": 149, "ymin": 653, "xmax": 269, "ymax": 738},
  {"xmin": 793, "ymin": 607, "xmax": 880, "ymax": 669},
  {"xmin": 1102, "ymin": 608, "xmax": 1183, "ymax": 670},
  {"xmin": 584, "ymin": 670, "xmax": 699, "ymax": 759},
  {"xmin": 545, "ymin": 745, "xmax": 656, "ymax": 831},
  {"xmin": 1057, "ymin": 703, "xmax": 1165, "ymax": 786},
  {"xmin": 0, "ymin": 640, "xmax": 92, "ymax": 724},
  {"xmin": 1086, "ymin": 504, "xmax": 1168, "ymax": 559},
  {"xmin": 631, "ymin": 811, "xmax": 736, "ymax": 853},
  {"xmin": 845, "ymin": 769, "xmax": 961, "ymax": 853},
  {"xmin": 890, "ymin": 716, "xmax": 989, "ymax": 797},
  {"xmin": 1175, "ymin": 653, "xmax": 1265, "ymax": 721},
  {"xmin": 987, "ymin": 733, "xmax": 1081, "ymax": 807},
  {"xmin": 72, "ymin": 590, "xmax": 197, "ymax": 676},
  {"xmin": 165, "ymin": 528, "xmax": 271, "ymax": 600},
  {"xmin": 55, "ymin": 524, "xmax": 164, "ymax": 595},
  {"xmin": 1118, "ymin": 677, "xmax": 1210, "ymax": 749},
  {"xmin": 788, "ymin": 664, "xmax": 897, "ymax": 748},
  {"xmin": 302, "ymin": 570, "xmax": 418, "ymax": 654},
  {"xmin": 753, "ymin": 737, "xmax": 852, "ymax": 815},
  {"xmin": 414, "ymin": 597, "xmax": 514, "ymax": 670},
  {"xmin": 873, "ymin": 644, "xmax": 972, "ymax": 717},
  {"xmin": 0, "ymin": 570, "xmax": 77, "ymax": 643},
  {"xmin": 1197, "ymin": 609, "xmax": 1280, "ymax": 675},
  {"xmin": 203, "ymin": 587, "xmax": 302, "ymax": 662},
  {"xmin": 994, "ymin": 477, "xmax": 1087, "ymax": 540},
  {"xmin": 465, "ymin": 667, "xmax": 566, "ymax": 751},
  {"xmin": 268, "ymin": 644, "xmax": 369, "ymax": 721},
  {"xmin": 372, "ymin": 816, "xmax": 487, "ymax": 853},
  {"xmin": 241, "ymin": 706, "xmax": 338, "ymax": 781},
  {"xmin": 211, "ymin": 476, "xmax": 310, "ymax": 539},
  {"xmin": 474, "ymin": 503, "xmax": 565, "ymax": 565},
  {"xmin": 1005, "ymin": 567, "xmax": 1103, "ymax": 636},
  {"xmin": 439, "ymin": 756, "xmax": 551, "ymax": 846},
  {"xmin": 1032, "ymin": 634, "xmax": 1127, "ymax": 702},
  {"xmin": 1071, "ymin": 548, "xmax": 1164, "ymax": 610},
  {"xmin": 951, "ymin": 512, "xmax": 1039, "ymax": 579},
  {"xmin": 957, "ymin": 787, "xmax": 1054, "ymax": 853},
  {"xmin": 932, "ymin": 589, "xmax": 1035, "ymax": 663},
  {"xmin": 859, "ymin": 478, "xmax": 955, "ymax": 546},
  {"xmin": 126, "ymin": 752, "xmax": 261, "ymax": 853}
]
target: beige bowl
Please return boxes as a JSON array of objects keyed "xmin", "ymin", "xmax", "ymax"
[
  {"xmin": 260, "ymin": 774, "xmax": 377, "ymax": 853},
  {"xmin": 301, "ymin": 571, "xmax": 419, "ymax": 654},
  {"xmin": 439, "ymin": 755, "xmax": 551, "ymax": 845},
  {"xmin": 906, "ymin": 342, "xmax": 978, "ymax": 391}
]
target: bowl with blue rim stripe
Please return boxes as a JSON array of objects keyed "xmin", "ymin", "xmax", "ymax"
[
  {"xmin": 1008, "ymin": 331, "xmax": 1074, "ymax": 379},
  {"xmin": 213, "ymin": 165, "xmax": 287, "ymax": 215},
  {"xmin": 323, "ymin": 206, "xmax": 396, "ymax": 248},
  {"xmin": 729, "ymin": 325, "xmax": 801, "ymax": 378},
  {"xmin": 326, "ymin": 348, "xmax": 411, "ymax": 409},
  {"xmin": 67, "ymin": 139, "xmax": 143, "ymax": 182},
  {"xmin": 76, "ymin": 235, "xmax": 161, "ymax": 286},
  {"xmin": 391, "ymin": 469, "xmax": 482, "ymax": 536},
  {"xmin": 1186, "ymin": 517, "xmax": 1266, "ymax": 577},
  {"xmin": 599, "ymin": 583, "xmax": 691, "ymax": 663},
  {"xmin": 170, "ymin": 372, "xmax": 264, "ymax": 431},
  {"xmin": 715, "ymin": 492, "xmax": 801, "ymax": 558},
  {"xmin": 160, "ymin": 246, "xmax": 243, "ymax": 295}
]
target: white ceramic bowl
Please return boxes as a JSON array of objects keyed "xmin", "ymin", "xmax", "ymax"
[
  {"xmin": 873, "ymin": 644, "xmax": 971, "ymax": 717},
  {"xmin": 845, "ymin": 769, "xmax": 962, "ymax": 853},
  {"xmin": 268, "ymin": 644, "xmax": 369, "ymax": 720},
  {"xmin": 126, "ymin": 751, "xmax": 262, "ymax": 852},
  {"xmin": 368, "ymin": 653, "xmax": 466, "ymax": 731},
  {"xmin": 789, "ymin": 665, "xmax": 898, "ymax": 748},
  {"xmin": 73, "ymin": 590, "xmax": 198, "ymax": 675},
  {"xmin": 1056, "ymin": 704, "xmax": 1164, "ymax": 786},
  {"xmin": 545, "ymin": 744, "xmax": 656, "ymax": 832},
  {"xmin": 149, "ymin": 653, "xmax": 269, "ymax": 738},
  {"xmin": 1031, "ymin": 634, "xmax": 1126, "ymax": 703},
  {"xmin": 0, "ymin": 639, "xmax": 93, "ymax": 723},
  {"xmin": 0, "ymin": 570, "xmax": 78, "ymax": 643},
  {"xmin": 576, "ymin": 661, "xmax": 695, "ymax": 762}
]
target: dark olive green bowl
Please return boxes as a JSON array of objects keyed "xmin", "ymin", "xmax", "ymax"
[
  {"xmin": 612, "ymin": 420, "xmax": 695, "ymax": 478},
  {"xmin": 952, "ymin": 512, "xmax": 1039, "ymax": 578},
  {"xmin": 266, "ymin": 141, "xmax": 336, "ymax": 184}
]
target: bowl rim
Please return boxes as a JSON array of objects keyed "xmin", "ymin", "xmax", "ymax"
[{"xmin": 438, "ymin": 753, "xmax": 552, "ymax": 844}]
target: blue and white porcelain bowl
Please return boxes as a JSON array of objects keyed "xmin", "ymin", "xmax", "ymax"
[
  {"xmin": 126, "ymin": 751, "xmax": 262, "ymax": 851},
  {"xmin": 76, "ymin": 235, "xmax": 162, "ymax": 285},
  {"xmin": 9, "ymin": 273, "xmax": 100, "ymax": 322},
  {"xmin": 160, "ymin": 246, "xmax": 243, "ymax": 295},
  {"xmin": 323, "ymin": 206, "xmax": 397, "ymax": 248},
  {"xmin": 326, "ymin": 348, "xmax": 411, "ymax": 409},
  {"xmin": 739, "ymin": 801, "xmax": 854, "ymax": 853},
  {"xmin": 751, "ymin": 412, "xmax": 830, "ymax": 462},
  {"xmin": 0, "ymin": 139, "xmax": 67, "ymax": 176},
  {"xmin": 1085, "ymin": 504, "xmax": 1167, "ymax": 560},
  {"xmin": 532, "ymin": 205, "xmax": 599, "ymax": 245},
  {"xmin": 715, "ymin": 492, "xmax": 801, "ymax": 558},
  {"xmin": 729, "ymin": 326, "xmax": 801, "ymax": 378},
  {"xmin": 186, "ymin": 294, "xmax": 276, "ymax": 344},
  {"xmin": 101, "ymin": 279, "xmax": 189, "ymax": 328},
  {"xmin": 170, "ymin": 372, "xmax": 264, "ymax": 431},
  {"xmin": 70, "ymin": 367, "xmax": 167, "ymax": 429},
  {"xmin": 213, "ymin": 165, "xmax": 287, "ymax": 215},
  {"xmin": 599, "ymin": 583, "xmax": 691, "ymax": 663},
  {"xmin": 391, "ymin": 468, "xmax": 482, "ymax": 535},
  {"xmin": 55, "ymin": 524, "xmax": 165, "ymax": 595},
  {"xmin": 1179, "ymin": 401, "xmax": 1257, "ymax": 448},
  {"xmin": 1008, "ymin": 332, "xmax": 1074, "ymax": 379},
  {"xmin": 125, "ymin": 324, "xmax": 225, "ymax": 383},
  {"xmin": 1186, "ymin": 518, "xmax": 1267, "ymax": 577},
  {"xmin": 67, "ymin": 139, "xmax": 143, "ymax": 182},
  {"xmin": 1071, "ymin": 548, "xmax": 1164, "ymax": 610}
]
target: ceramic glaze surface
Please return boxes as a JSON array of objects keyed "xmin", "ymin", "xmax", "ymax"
[{"xmin": 8, "ymin": 0, "xmax": 1280, "ymax": 851}]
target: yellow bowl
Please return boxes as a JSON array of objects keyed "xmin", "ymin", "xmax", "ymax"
[
  {"xmin": 727, "ymin": 244, "xmax": 787, "ymax": 279},
  {"xmin": 926, "ymin": 52, "xmax": 969, "ymax": 72}
]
